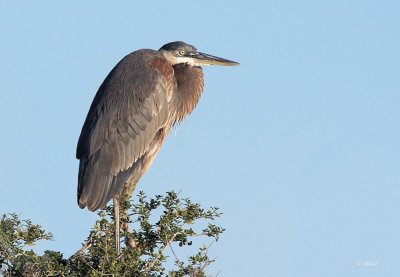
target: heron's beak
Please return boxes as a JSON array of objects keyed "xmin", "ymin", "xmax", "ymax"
[{"xmin": 190, "ymin": 52, "xmax": 239, "ymax": 66}]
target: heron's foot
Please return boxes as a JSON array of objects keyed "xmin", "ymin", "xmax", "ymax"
[{"xmin": 122, "ymin": 222, "xmax": 137, "ymax": 249}]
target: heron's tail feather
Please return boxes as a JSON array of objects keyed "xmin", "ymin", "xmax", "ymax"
[{"xmin": 77, "ymin": 156, "xmax": 134, "ymax": 211}]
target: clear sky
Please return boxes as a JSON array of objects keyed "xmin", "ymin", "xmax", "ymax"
[{"xmin": 1, "ymin": 1, "xmax": 399, "ymax": 276}]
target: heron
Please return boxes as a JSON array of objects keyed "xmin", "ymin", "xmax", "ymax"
[{"xmin": 76, "ymin": 41, "xmax": 239, "ymax": 253}]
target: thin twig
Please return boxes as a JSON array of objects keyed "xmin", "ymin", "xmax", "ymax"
[
  {"xmin": 143, "ymin": 231, "xmax": 181, "ymax": 273},
  {"xmin": 75, "ymin": 242, "xmax": 92, "ymax": 255},
  {"xmin": 168, "ymin": 243, "xmax": 186, "ymax": 272}
]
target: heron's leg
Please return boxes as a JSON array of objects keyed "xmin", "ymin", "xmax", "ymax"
[{"xmin": 113, "ymin": 196, "xmax": 120, "ymax": 254}]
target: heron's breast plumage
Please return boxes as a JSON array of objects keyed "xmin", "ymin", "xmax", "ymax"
[{"xmin": 169, "ymin": 64, "xmax": 204, "ymax": 124}]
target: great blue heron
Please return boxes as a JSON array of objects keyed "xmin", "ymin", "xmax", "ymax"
[{"xmin": 76, "ymin": 41, "xmax": 238, "ymax": 253}]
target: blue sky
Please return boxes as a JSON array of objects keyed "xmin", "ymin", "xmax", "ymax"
[{"xmin": 1, "ymin": 1, "xmax": 399, "ymax": 276}]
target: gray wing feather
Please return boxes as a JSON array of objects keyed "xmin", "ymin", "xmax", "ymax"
[{"xmin": 77, "ymin": 51, "xmax": 170, "ymax": 210}]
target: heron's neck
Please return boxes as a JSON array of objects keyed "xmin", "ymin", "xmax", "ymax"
[{"xmin": 170, "ymin": 64, "xmax": 204, "ymax": 124}]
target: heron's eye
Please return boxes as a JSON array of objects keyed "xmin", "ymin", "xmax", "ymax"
[{"xmin": 178, "ymin": 49, "xmax": 185, "ymax": 56}]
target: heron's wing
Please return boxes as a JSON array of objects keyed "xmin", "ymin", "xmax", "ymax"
[{"xmin": 76, "ymin": 51, "xmax": 172, "ymax": 211}]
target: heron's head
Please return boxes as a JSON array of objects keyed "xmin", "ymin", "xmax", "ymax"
[{"xmin": 159, "ymin": 41, "xmax": 239, "ymax": 67}]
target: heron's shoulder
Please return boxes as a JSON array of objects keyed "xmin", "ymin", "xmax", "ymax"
[
  {"xmin": 101, "ymin": 49, "xmax": 175, "ymax": 101},
  {"xmin": 122, "ymin": 49, "xmax": 175, "ymax": 86},
  {"xmin": 122, "ymin": 49, "xmax": 168, "ymax": 65}
]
